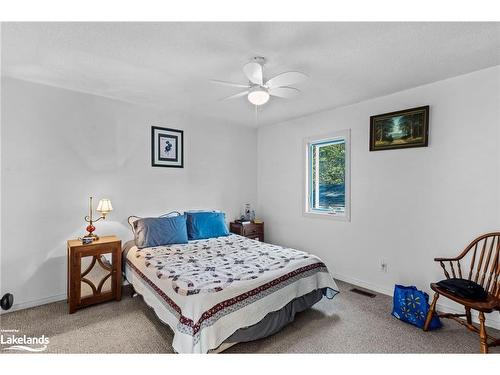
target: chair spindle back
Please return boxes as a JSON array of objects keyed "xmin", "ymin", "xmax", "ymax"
[{"xmin": 437, "ymin": 233, "xmax": 500, "ymax": 297}]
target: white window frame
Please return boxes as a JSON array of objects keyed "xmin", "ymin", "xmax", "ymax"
[{"xmin": 303, "ymin": 129, "xmax": 351, "ymax": 221}]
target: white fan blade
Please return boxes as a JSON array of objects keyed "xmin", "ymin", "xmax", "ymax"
[
  {"xmin": 243, "ymin": 62, "xmax": 263, "ymax": 85},
  {"xmin": 210, "ymin": 79, "xmax": 250, "ymax": 88},
  {"xmin": 265, "ymin": 71, "xmax": 308, "ymax": 89},
  {"xmin": 221, "ymin": 91, "xmax": 249, "ymax": 101},
  {"xmin": 268, "ymin": 86, "xmax": 300, "ymax": 98}
]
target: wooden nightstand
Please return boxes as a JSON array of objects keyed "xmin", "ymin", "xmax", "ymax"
[
  {"xmin": 67, "ymin": 235, "xmax": 122, "ymax": 314},
  {"xmin": 230, "ymin": 221, "xmax": 264, "ymax": 242}
]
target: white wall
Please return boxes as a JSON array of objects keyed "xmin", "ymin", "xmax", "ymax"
[
  {"xmin": 257, "ymin": 66, "xmax": 500, "ymax": 327},
  {"xmin": 1, "ymin": 77, "xmax": 257, "ymax": 310}
]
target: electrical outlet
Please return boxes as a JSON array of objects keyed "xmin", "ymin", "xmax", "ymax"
[{"xmin": 380, "ymin": 259, "xmax": 388, "ymax": 273}]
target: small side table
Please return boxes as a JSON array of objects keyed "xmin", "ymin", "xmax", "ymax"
[
  {"xmin": 67, "ymin": 235, "xmax": 122, "ymax": 313},
  {"xmin": 229, "ymin": 221, "xmax": 265, "ymax": 242}
]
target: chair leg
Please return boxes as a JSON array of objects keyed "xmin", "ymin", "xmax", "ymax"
[
  {"xmin": 479, "ymin": 312, "xmax": 489, "ymax": 354},
  {"xmin": 423, "ymin": 292, "xmax": 439, "ymax": 331},
  {"xmin": 465, "ymin": 307, "xmax": 472, "ymax": 325}
]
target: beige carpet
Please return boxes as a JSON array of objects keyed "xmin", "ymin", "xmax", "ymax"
[{"xmin": 1, "ymin": 281, "xmax": 498, "ymax": 354}]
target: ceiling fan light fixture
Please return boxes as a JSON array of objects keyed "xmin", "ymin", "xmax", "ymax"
[{"xmin": 247, "ymin": 86, "xmax": 270, "ymax": 106}]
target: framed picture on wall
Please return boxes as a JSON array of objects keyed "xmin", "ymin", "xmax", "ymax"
[
  {"xmin": 369, "ymin": 105, "xmax": 429, "ymax": 151},
  {"xmin": 151, "ymin": 126, "xmax": 184, "ymax": 168}
]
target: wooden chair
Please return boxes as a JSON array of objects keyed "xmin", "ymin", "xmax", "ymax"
[{"xmin": 423, "ymin": 232, "xmax": 500, "ymax": 353}]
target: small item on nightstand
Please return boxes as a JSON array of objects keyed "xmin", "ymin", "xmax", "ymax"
[
  {"xmin": 253, "ymin": 219, "xmax": 263, "ymax": 224},
  {"xmin": 81, "ymin": 236, "xmax": 94, "ymax": 245},
  {"xmin": 243, "ymin": 203, "xmax": 251, "ymax": 220},
  {"xmin": 235, "ymin": 219, "xmax": 251, "ymax": 225}
]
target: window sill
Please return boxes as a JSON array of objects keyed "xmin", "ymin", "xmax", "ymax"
[{"xmin": 303, "ymin": 211, "xmax": 350, "ymax": 222}]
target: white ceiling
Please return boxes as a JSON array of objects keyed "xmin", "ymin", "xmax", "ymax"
[{"xmin": 2, "ymin": 22, "xmax": 500, "ymax": 127}]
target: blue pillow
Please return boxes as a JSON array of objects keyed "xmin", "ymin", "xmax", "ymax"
[
  {"xmin": 186, "ymin": 212, "xmax": 229, "ymax": 240},
  {"xmin": 133, "ymin": 215, "xmax": 188, "ymax": 249}
]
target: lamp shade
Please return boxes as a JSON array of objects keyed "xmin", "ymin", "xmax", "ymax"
[{"xmin": 96, "ymin": 199, "xmax": 113, "ymax": 215}]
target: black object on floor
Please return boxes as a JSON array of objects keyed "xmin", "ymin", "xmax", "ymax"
[
  {"xmin": 1, "ymin": 293, "xmax": 14, "ymax": 310},
  {"xmin": 350, "ymin": 288, "xmax": 376, "ymax": 298}
]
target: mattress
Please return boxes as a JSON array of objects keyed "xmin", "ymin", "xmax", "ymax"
[{"xmin": 124, "ymin": 234, "xmax": 338, "ymax": 353}]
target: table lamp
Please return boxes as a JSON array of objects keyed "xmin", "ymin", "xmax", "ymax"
[{"xmin": 84, "ymin": 196, "xmax": 113, "ymax": 240}]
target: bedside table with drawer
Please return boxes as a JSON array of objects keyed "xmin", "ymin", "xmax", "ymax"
[
  {"xmin": 229, "ymin": 222, "xmax": 264, "ymax": 242},
  {"xmin": 67, "ymin": 235, "xmax": 122, "ymax": 313}
]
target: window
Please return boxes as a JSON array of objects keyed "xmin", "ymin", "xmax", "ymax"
[{"xmin": 304, "ymin": 130, "xmax": 350, "ymax": 220}]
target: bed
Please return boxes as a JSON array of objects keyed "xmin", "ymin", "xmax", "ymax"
[{"xmin": 123, "ymin": 233, "xmax": 339, "ymax": 353}]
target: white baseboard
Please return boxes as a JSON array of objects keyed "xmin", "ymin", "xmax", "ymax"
[
  {"xmin": 1, "ymin": 280, "xmax": 131, "ymax": 315},
  {"xmin": 335, "ymin": 273, "xmax": 394, "ymax": 296},
  {"xmin": 334, "ymin": 273, "xmax": 500, "ymax": 330},
  {"xmin": 0, "ymin": 293, "xmax": 66, "ymax": 315}
]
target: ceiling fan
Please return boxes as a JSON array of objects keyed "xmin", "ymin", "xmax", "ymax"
[{"xmin": 211, "ymin": 57, "xmax": 308, "ymax": 106}]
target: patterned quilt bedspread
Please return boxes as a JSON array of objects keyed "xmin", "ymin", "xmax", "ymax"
[{"xmin": 125, "ymin": 234, "xmax": 338, "ymax": 353}]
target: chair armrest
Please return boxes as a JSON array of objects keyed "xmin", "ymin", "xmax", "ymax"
[{"xmin": 434, "ymin": 256, "xmax": 461, "ymax": 262}]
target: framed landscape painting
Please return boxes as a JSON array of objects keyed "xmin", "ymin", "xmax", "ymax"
[
  {"xmin": 151, "ymin": 126, "xmax": 184, "ymax": 168},
  {"xmin": 369, "ymin": 106, "xmax": 429, "ymax": 151}
]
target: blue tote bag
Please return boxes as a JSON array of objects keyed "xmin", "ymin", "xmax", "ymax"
[{"xmin": 392, "ymin": 285, "xmax": 442, "ymax": 330}]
